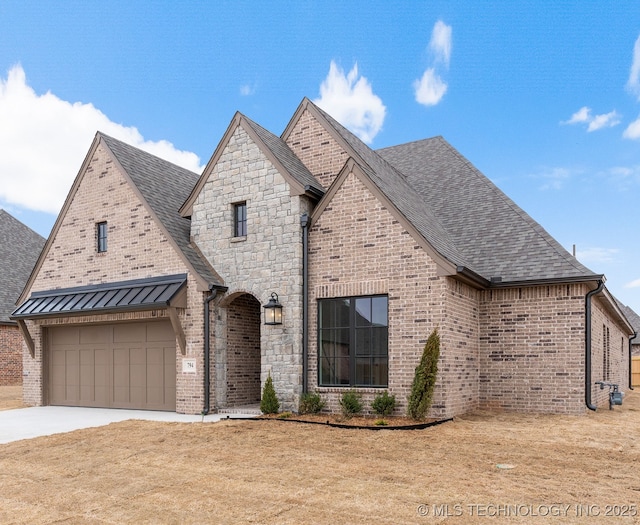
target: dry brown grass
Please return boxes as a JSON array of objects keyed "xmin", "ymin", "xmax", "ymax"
[
  {"xmin": 1, "ymin": 387, "xmax": 640, "ymax": 524},
  {"xmin": 0, "ymin": 385, "xmax": 24, "ymax": 411}
]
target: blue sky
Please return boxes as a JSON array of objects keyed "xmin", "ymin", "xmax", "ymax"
[{"xmin": 1, "ymin": 1, "xmax": 640, "ymax": 313}]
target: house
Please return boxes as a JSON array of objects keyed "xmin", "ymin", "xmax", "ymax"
[
  {"xmin": 0, "ymin": 210, "xmax": 45, "ymax": 385},
  {"xmin": 618, "ymin": 303, "xmax": 640, "ymax": 387},
  {"xmin": 13, "ymin": 98, "xmax": 636, "ymax": 416}
]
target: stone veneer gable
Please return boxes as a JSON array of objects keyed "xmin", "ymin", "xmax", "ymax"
[{"xmin": 190, "ymin": 124, "xmax": 314, "ymax": 410}]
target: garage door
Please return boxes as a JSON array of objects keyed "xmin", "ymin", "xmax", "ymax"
[{"xmin": 48, "ymin": 321, "xmax": 176, "ymax": 411}]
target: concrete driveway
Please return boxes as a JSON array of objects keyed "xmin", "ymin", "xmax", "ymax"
[{"xmin": 0, "ymin": 406, "xmax": 258, "ymax": 444}]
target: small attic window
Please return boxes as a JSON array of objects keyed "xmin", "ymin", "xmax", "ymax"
[
  {"xmin": 233, "ymin": 202, "xmax": 247, "ymax": 238},
  {"xmin": 97, "ymin": 222, "xmax": 108, "ymax": 252}
]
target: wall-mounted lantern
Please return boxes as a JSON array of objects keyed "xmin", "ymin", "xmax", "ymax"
[{"xmin": 263, "ymin": 292, "xmax": 283, "ymax": 325}]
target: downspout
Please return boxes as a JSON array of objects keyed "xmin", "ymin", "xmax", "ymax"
[
  {"xmin": 630, "ymin": 332, "xmax": 637, "ymax": 390},
  {"xmin": 585, "ymin": 280, "xmax": 604, "ymax": 411},
  {"xmin": 203, "ymin": 284, "xmax": 227, "ymax": 415},
  {"xmin": 300, "ymin": 213, "xmax": 310, "ymax": 394}
]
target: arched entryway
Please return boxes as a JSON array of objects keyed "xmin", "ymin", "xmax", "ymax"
[{"xmin": 225, "ymin": 293, "xmax": 261, "ymax": 406}]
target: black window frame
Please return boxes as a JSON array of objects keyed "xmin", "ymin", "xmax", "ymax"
[
  {"xmin": 233, "ymin": 202, "xmax": 247, "ymax": 238},
  {"xmin": 97, "ymin": 221, "xmax": 108, "ymax": 253},
  {"xmin": 318, "ymin": 295, "xmax": 388, "ymax": 387}
]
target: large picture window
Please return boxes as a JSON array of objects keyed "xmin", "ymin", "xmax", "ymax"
[{"xmin": 318, "ymin": 295, "xmax": 388, "ymax": 387}]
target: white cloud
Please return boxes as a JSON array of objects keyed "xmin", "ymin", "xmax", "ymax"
[
  {"xmin": 561, "ymin": 106, "xmax": 620, "ymax": 132},
  {"xmin": 413, "ymin": 69, "xmax": 448, "ymax": 106},
  {"xmin": 563, "ymin": 106, "xmax": 592, "ymax": 124},
  {"xmin": 626, "ymin": 34, "xmax": 640, "ymax": 100},
  {"xmin": 0, "ymin": 64, "xmax": 203, "ymax": 215},
  {"xmin": 240, "ymin": 83, "xmax": 256, "ymax": 96},
  {"xmin": 625, "ymin": 278, "xmax": 640, "ymax": 289},
  {"xmin": 534, "ymin": 167, "xmax": 574, "ymax": 191},
  {"xmin": 587, "ymin": 110, "xmax": 621, "ymax": 131},
  {"xmin": 575, "ymin": 247, "xmax": 620, "ymax": 265},
  {"xmin": 415, "ymin": 20, "xmax": 451, "ymax": 108},
  {"xmin": 314, "ymin": 61, "xmax": 386, "ymax": 144},
  {"xmin": 623, "ymin": 115, "xmax": 640, "ymax": 139},
  {"xmin": 429, "ymin": 20, "xmax": 452, "ymax": 67}
]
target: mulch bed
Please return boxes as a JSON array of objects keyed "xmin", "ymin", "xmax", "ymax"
[{"xmin": 258, "ymin": 412, "xmax": 451, "ymax": 430}]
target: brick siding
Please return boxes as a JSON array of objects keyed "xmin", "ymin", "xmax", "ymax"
[
  {"xmin": 0, "ymin": 325, "xmax": 23, "ymax": 385},
  {"xmin": 21, "ymin": 143, "xmax": 206, "ymax": 414}
]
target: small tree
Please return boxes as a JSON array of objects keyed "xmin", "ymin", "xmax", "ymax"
[
  {"xmin": 372, "ymin": 390, "xmax": 396, "ymax": 417},
  {"xmin": 407, "ymin": 327, "xmax": 440, "ymax": 420},
  {"xmin": 260, "ymin": 372, "xmax": 280, "ymax": 414},
  {"xmin": 339, "ymin": 390, "xmax": 363, "ymax": 417},
  {"xmin": 299, "ymin": 392, "xmax": 325, "ymax": 414}
]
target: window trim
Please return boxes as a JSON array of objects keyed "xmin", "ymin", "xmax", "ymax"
[
  {"xmin": 317, "ymin": 294, "xmax": 389, "ymax": 388},
  {"xmin": 233, "ymin": 202, "xmax": 247, "ymax": 238},
  {"xmin": 97, "ymin": 221, "xmax": 108, "ymax": 253}
]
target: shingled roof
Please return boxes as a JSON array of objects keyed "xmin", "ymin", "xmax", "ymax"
[
  {"xmin": 300, "ymin": 99, "xmax": 598, "ymax": 285},
  {"xmin": 99, "ymin": 133, "xmax": 222, "ymax": 287},
  {"xmin": 0, "ymin": 210, "xmax": 45, "ymax": 324}
]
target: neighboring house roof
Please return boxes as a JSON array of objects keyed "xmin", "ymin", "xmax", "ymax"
[
  {"xmin": 0, "ymin": 210, "xmax": 45, "ymax": 324},
  {"xmin": 618, "ymin": 302, "xmax": 640, "ymax": 338},
  {"xmin": 98, "ymin": 133, "xmax": 223, "ymax": 289}
]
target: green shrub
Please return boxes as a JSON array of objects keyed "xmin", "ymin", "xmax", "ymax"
[
  {"xmin": 371, "ymin": 390, "xmax": 396, "ymax": 417},
  {"xmin": 339, "ymin": 390, "xmax": 363, "ymax": 417},
  {"xmin": 260, "ymin": 372, "xmax": 280, "ymax": 414},
  {"xmin": 407, "ymin": 327, "xmax": 440, "ymax": 420},
  {"xmin": 299, "ymin": 392, "xmax": 325, "ymax": 414}
]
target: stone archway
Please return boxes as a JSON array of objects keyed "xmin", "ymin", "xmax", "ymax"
[{"xmin": 225, "ymin": 293, "xmax": 261, "ymax": 406}]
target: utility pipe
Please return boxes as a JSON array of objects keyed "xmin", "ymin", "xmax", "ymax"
[
  {"xmin": 300, "ymin": 213, "xmax": 310, "ymax": 394},
  {"xmin": 629, "ymin": 332, "xmax": 637, "ymax": 391},
  {"xmin": 585, "ymin": 280, "xmax": 604, "ymax": 411},
  {"xmin": 203, "ymin": 284, "xmax": 227, "ymax": 415}
]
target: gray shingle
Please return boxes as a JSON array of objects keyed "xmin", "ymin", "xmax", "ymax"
[
  {"xmin": 242, "ymin": 115, "xmax": 324, "ymax": 195},
  {"xmin": 99, "ymin": 134, "xmax": 222, "ymax": 287},
  {"xmin": 377, "ymin": 137, "xmax": 597, "ymax": 283},
  {"xmin": 0, "ymin": 210, "xmax": 45, "ymax": 323}
]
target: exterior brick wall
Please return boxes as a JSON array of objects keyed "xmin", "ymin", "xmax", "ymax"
[
  {"xmin": 308, "ymin": 170, "xmax": 472, "ymax": 418},
  {"xmin": 285, "ymin": 108, "xmax": 349, "ymax": 190},
  {"xmin": 191, "ymin": 124, "xmax": 314, "ymax": 410},
  {"xmin": 21, "ymin": 142, "xmax": 206, "ymax": 414},
  {"xmin": 589, "ymin": 295, "xmax": 631, "ymax": 408},
  {"xmin": 478, "ymin": 285, "xmax": 587, "ymax": 414},
  {"xmin": 0, "ymin": 324, "xmax": 23, "ymax": 385}
]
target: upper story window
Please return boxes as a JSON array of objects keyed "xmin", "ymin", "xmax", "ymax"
[
  {"xmin": 234, "ymin": 202, "xmax": 247, "ymax": 237},
  {"xmin": 318, "ymin": 295, "xmax": 388, "ymax": 387},
  {"xmin": 97, "ymin": 222, "xmax": 108, "ymax": 253}
]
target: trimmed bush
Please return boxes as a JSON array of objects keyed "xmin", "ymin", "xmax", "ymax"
[
  {"xmin": 260, "ymin": 372, "xmax": 280, "ymax": 414},
  {"xmin": 299, "ymin": 392, "xmax": 325, "ymax": 414},
  {"xmin": 339, "ymin": 390, "xmax": 363, "ymax": 417},
  {"xmin": 407, "ymin": 327, "xmax": 440, "ymax": 420},
  {"xmin": 371, "ymin": 390, "xmax": 396, "ymax": 417}
]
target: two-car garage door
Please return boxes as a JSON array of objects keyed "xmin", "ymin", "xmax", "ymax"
[{"xmin": 48, "ymin": 321, "xmax": 176, "ymax": 411}]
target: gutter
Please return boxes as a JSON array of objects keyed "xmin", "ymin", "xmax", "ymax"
[
  {"xmin": 630, "ymin": 332, "xmax": 637, "ymax": 391},
  {"xmin": 585, "ymin": 280, "xmax": 605, "ymax": 411},
  {"xmin": 203, "ymin": 283, "xmax": 228, "ymax": 415},
  {"xmin": 300, "ymin": 213, "xmax": 310, "ymax": 394}
]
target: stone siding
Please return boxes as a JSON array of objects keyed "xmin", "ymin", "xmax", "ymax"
[
  {"xmin": 0, "ymin": 325, "xmax": 23, "ymax": 385},
  {"xmin": 21, "ymin": 143, "xmax": 206, "ymax": 414},
  {"xmin": 191, "ymin": 124, "xmax": 314, "ymax": 410}
]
